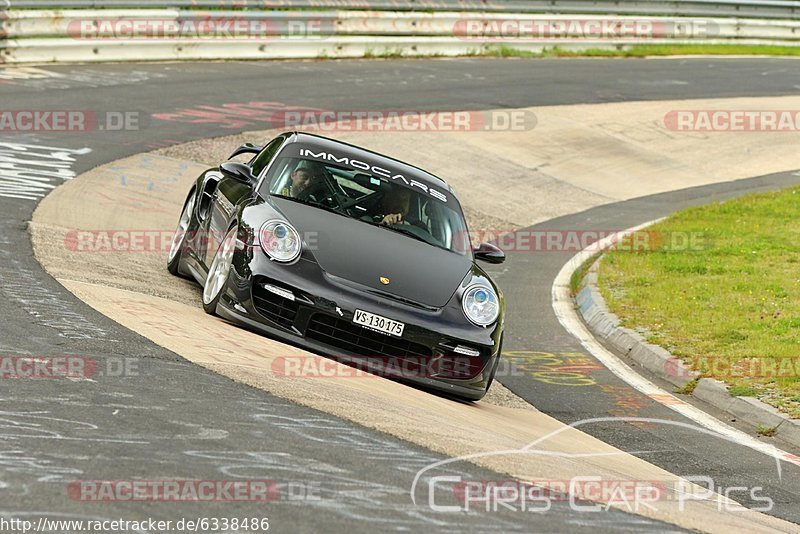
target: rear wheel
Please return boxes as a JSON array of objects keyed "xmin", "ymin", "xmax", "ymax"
[
  {"xmin": 167, "ymin": 191, "xmax": 196, "ymax": 277},
  {"xmin": 202, "ymin": 227, "xmax": 238, "ymax": 315}
]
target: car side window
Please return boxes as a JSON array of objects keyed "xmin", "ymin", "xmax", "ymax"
[{"xmin": 250, "ymin": 136, "xmax": 285, "ymax": 177}]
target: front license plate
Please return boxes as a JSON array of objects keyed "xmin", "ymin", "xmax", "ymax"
[{"xmin": 353, "ymin": 309, "xmax": 405, "ymax": 337}]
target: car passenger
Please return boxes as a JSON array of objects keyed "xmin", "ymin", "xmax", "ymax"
[{"xmin": 374, "ymin": 183, "xmax": 411, "ymax": 226}]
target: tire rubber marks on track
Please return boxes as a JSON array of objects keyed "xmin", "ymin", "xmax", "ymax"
[
  {"xmin": 0, "ymin": 252, "xmax": 108, "ymax": 340},
  {"xmin": 0, "ymin": 410, "xmax": 145, "ymax": 445},
  {"xmin": 0, "ymin": 450, "xmax": 83, "ymax": 484},
  {"xmin": 188, "ymin": 403, "xmax": 520, "ymax": 532},
  {"xmin": 0, "ymin": 142, "xmax": 90, "ymax": 201},
  {"xmin": 0, "ymin": 67, "xmax": 166, "ymax": 91}
]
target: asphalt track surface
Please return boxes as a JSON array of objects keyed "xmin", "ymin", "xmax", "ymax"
[{"xmin": 1, "ymin": 58, "xmax": 800, "ymax": 532}]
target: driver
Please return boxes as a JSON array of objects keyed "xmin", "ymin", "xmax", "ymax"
[
  {"xmin": 375, "ymin": 183, "xmax": 411, "ymax": 226},
  {"xmin": 287, "ymin": 165, "xmax": 325, "ymax": 202}
]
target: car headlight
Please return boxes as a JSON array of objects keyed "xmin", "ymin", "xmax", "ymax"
[
  {"xmin": 462, "ymin": 284, "xmax": 499, "ymax": 326},
  {"xmin": 260, "ymin": 220, "xmax": 301, "ymax": 262}
]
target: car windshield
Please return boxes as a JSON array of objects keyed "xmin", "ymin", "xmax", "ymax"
[{"xmin": 261, "ymin": 155, "xmax": 470, "ymax": 255}]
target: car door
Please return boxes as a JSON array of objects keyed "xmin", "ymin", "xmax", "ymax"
[{"xmin": 202, "ymin": 135, "xmax": 287, "ymax": 270}]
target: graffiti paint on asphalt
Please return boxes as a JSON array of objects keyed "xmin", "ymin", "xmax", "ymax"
[
  {"xmin": 504, "ymin": 350, "xmax": 602, "ymax": 386},
  {"xmin": 0, "ymin": 142, "xmax": 90, "ymax": 201},
  {"xmin": 0, "ymin": 67, "xmax": 166, "ymax": 91}
]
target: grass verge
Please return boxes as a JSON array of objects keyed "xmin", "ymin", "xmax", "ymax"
[
  {"xmin": 598, "ymin": 185, "xmax": 800, "ymax": 418},
  {"xmin": 570, "ymin": 252, "xmax": 601, "ymax": 297},
  {"xmin": 483, "ymin": 44, "xmax": 800, "ymax": 58}
]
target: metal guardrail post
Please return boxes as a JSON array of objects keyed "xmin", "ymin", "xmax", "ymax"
[{"xmin": 1, "ymin": 2, "xmax": 798, "ymax": 64}]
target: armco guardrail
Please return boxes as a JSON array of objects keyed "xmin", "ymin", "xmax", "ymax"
[
  {"xmin": 3, "ymin": 1, "xmax": 800, "ymax": 19},
  {"xmin": 0, "ymin": 3, "xmax": 799, "ymax": 64}
]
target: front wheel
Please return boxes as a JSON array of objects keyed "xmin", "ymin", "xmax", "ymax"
[
  {"xmin": 483, "ymin": 338, "xmax": 503, "ymax": 396},
  {"xmin": 202, "ymin": 227, "xmax": 238, "ymax": 315},
  {"xmin": 483, "ymin": 355, "xmax": 501, "ymax": 395},
  {"xmin": 167, "ymin": 191, "xmax": 196, "ymax": 277}
]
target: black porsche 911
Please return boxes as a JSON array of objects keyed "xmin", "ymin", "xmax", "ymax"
[{"xmin": 167, "ymin": 132, "xmax": 505, "ymax": 400}]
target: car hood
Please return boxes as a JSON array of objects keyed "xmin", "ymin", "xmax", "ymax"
[{"xmin": 273, "ymin": 198, "xmax": 472, "ymax": 308}]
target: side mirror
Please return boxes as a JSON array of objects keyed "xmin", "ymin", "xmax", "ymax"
[
  {"xmin": 474, "ymin": 242, "xmax": 505, "ymax": 264},
  {"xmin": 228, "ymin": 143, "xmax": 264, "ymax": 160},
  {"xmin": 220, "ymin": 161, "xmax": 257, "ymax": 187}
]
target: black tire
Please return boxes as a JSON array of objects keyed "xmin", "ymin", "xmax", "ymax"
[
  {"xmin": 484, "ymin": 356, "xmax": 501, "ymax": 394},
  {"xmin": 483, "ymin": 338, "xmax": 504, "ymax": 396},
  {"xmin": 167, "ymin": 190, "xmax": 196, "ymax": 277},
  {"xmin": 201, "ymin": 227, "xmax": 238, "ymax": 315}
]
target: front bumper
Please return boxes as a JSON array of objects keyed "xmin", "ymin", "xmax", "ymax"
[{"xmin": 215, "ymin": 249, "xmax": 503, "ymax": 400}]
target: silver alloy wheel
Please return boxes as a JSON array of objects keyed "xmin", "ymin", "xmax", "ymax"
[
  {"xmin": 168, "ymin": 194, "xmax": 195, "ymax": 263},
  {"xmin": 202, "ymin": 228, "xmax": 237, "ymax": 305}
]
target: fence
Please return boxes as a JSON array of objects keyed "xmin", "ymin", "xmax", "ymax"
[{"xmin": 1, "ymin": 1, "xmax": 798, "ymax": 64}]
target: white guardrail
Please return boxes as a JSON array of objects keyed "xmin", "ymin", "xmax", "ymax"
[{"xmin": 0, "ymin": 2, "xmax": 799, "ymax": 64}]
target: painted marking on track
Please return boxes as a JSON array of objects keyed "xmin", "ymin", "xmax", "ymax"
[
  {"xmin": 648, "ymin": 393, "xmax": 688, "ymax": 406},
  {"xmin": 0, "ymin": 142, "xmax": 90, "ymax": 201},
  {"xmin": 505, "ymin": 350, "xmax": 600, "ymax": 387},
  {"xmin": 0, "ymin": 67, "xmax": 166, "ymax": 91},
  {"xmin": 552, "ymin": 219, "xmax": 800, "ymax": 469},
  {"xmin": 0, "ymin": 67, "xmax": 63, "ymax": 81}
]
